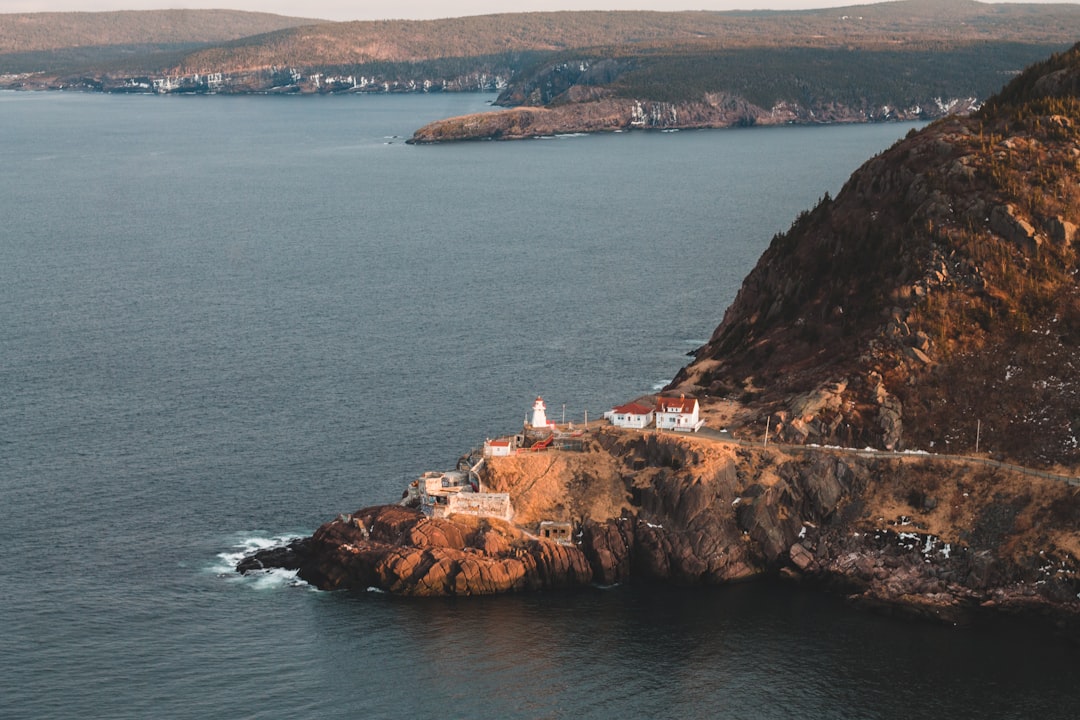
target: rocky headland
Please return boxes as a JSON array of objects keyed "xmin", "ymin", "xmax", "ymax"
[
  {"xmin": 408, "ymin": 93, "xmax": 975, "ymax": 144},
  {"xmin": 240, "ymin": 428, "xmax": 1080, "ymax": 631},
  {"xmin": 241, "ymin": 45, "xmax": 1080, "ymax": 633}
]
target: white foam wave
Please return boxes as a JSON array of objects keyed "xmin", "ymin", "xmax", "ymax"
[
  {"xmin": 213, "ymin": 533, "xmax": 301, "ymax": 573},
  {"xmin": 213, "ymin": 533, "xmax": 313, "ymax": 590},
  {"xmin": 248, "ymin": 566, "xmax": 307, "ymax": 590}
]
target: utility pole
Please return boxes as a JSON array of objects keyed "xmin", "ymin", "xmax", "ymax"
[
  {"xmin": 764, "ymin": 415, "xmax": 771, "ymax": 448},
  {"xmin": 975, "ymin": 419, "xmax": 981, "ymax": 454}
]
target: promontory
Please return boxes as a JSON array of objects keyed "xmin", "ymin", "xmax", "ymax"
[{"xmin": 240, "ymin": 43, "xmax": 1080, "ymax": 634}]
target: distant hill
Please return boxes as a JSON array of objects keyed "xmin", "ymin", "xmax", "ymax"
[
  {"xmin": 670, "ymin": 42, "xmax": 1080, "ymax": 470},
  {"xmin": 166, "ymin": 2, "xmax": 1080, "ymax": 72},
  {"xmin": 4, "ymin": 2, "xmax": 1080, "ymax": 134},
  {"xmin": 0, "ymin": 9, "xmax": 319, "ymax": 73}
]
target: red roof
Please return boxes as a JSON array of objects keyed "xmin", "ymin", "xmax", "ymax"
[
  {"xmin": 612, "ymin": 402, "xmax": 654, "ymax": 415},
  {"xmin": 656, "ymin": 396, "xmax": 698, "ymax": 413},
  {"xmin": 487, "ymin": 438, "xmax": 512, "ymax": 446}
]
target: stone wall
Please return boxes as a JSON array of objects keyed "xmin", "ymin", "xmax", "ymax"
[{"xmin": 434, "ymin": 492, "xmax": 513, "ymax": 522}]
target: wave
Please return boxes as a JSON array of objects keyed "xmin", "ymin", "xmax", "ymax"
[{"xmin": 212, "ymin": 533, "xmax": 314, "ymax": 590}]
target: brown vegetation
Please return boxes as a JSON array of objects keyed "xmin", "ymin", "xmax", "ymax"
[{"xmin": 670, "ymin": 44, "xmax": 1080, "ymax": 470}]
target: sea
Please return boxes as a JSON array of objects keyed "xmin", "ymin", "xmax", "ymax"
[{"xmin": 2, "ymin": 91, "xmax": 1077, "ymax": 719}]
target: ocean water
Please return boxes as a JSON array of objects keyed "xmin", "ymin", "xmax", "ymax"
[{"xmin": 2, "ymin": 91, "xmax": 1077, "ymax": 719}]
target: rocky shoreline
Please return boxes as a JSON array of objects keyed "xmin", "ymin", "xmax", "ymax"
[
  {"xmin": 243, "ymin": 47, "xmax": 1080, "ymax": 638},
  {"xmin": 406, "ymin": 95, "xmax": 976, "ymax": 144},
  {"xmin": 239, "ymin": 428, "xmax": 1080, "ymax": 637}
]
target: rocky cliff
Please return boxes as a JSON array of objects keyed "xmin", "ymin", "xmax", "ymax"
[
  {"xmin": 407, "ymin": 36, "xmax": 1063, "ymax": 143},
  {"xmin": 408, "ymin": 92, "xmax": 965, "ymax": 143},
  {"xmin": 240, "ymin": 45, "xmax": 1080, "ymax": 631},
  {"xmin": 670, "ymin": 44, "xmax": 1080, "ymax": 471},
  {"xmin": 241, "ymin": 429, "xmax": 1080, "ymax": 631}
]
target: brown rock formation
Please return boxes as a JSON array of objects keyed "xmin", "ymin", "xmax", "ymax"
[
  {"xmin": 241, "ymin": 47, "xmax": 1080, "ymax": 633},
  {"xmin": 241, "ymin": 428, "xmax": 1080, "ymax": 633},
  {"xmin": 243, "ymin": 504, "xmax": 594, "ymax": 596},
  {"xmin": 670, "ymin": 44, "xmax": 1080, "ymax": 470},
  {"xmin": 408, "ymin": 94, "xmax": 940, "ymax": 144}
]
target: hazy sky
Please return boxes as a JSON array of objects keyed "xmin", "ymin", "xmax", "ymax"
[{"xmin": 4, "ymin": 1, "xmax": 1075, "ymax": 22}]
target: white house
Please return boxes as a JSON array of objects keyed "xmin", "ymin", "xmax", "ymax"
[
  {"xmin": 604, "ymin": 401, "xmax": 655, "ymax": 429},
  {"xmin": 483, "ymin": 437, "xmax": 516, "ymax": 457},
  {"xmin": 655, "ymin": 395, "xmax": 703, "ymax": 432}
]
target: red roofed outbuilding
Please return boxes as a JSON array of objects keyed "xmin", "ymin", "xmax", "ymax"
[{"xmin": 604, "ymin": 401, "xmax": 655, "ymax": 429}]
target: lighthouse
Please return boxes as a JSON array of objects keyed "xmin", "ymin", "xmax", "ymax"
[{"xmin": 530, "ymin": 396, "xmax": 549, "ymax": 429}]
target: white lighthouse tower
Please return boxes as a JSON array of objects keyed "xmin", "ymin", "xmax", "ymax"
[{"xmin": 530, "ymin": 396, "xmax": 549, "ymax": 429}]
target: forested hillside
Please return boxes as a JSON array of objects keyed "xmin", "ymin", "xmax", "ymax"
[
  {"xmin": 0, "ymin": 9, "xmax": 316, "ymax": 73},
  {"xmin": 4, "ymin": 1, "xmax": 1080, "ymax": 136}
]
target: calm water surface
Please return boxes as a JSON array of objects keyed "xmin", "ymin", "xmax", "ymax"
[{"xmin": 2, "ymin": 91, "xmax": 1077, "ymax": 719}]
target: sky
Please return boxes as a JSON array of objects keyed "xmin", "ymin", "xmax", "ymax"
[{"xmin": 2, "ymin": 1, "xmax": 1075, "ymax": 22}]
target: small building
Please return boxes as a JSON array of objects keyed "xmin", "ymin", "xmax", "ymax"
[
  {"xmin": 538, "ymin": 521, "xmax": 574, "ymax": 545},
  {"xmin": 420, "ymin": 470, "xmax": 473, "ymax": 497},
  {"xmin": 604, "ymin": 401, "xmax": 655, "ymax": 429},
  {"xmin": 415, "ymin": 469, "xmax": 512, "ymax": 521},
  {"xmin": 655, "ymin": 395, "xmax": 704, "ymax": 432},
  {"xmin": 483, "ymin": 437, "xmax": 517, "ymax": 457}
]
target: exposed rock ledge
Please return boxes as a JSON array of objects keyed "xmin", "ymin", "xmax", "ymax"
[
  {"xmin": 240, "ymin": 428, "xmax": 1080, "ymax": 634},
  {"xmin": 407, "ymin": 95, "xmax": 963, "ymax": 143}
]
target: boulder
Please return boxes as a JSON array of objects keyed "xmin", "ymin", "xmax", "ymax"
[
  {"xmin": 249, "ymin": 506, "xmax": 594, "ymax": 596},
  {"xmin": 790, "ymin": 542, "xmax": 817, "ymax": 572},
  {"xmin": 989, "ymin": 204, "xmax": 1041, "ymax": 250},
  {"xmin": 1048, "ymin": 215, "xmax": 1077, "ymax": 246}
]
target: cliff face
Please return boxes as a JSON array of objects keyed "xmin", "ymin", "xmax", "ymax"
[
  {"xmin": 240, "ymin": 47, "xmax": 1080, "ymax": 627},
  {"xmin": 407, "ymin": 93, "xmax": 956, "ymax": 143},
  {"xmin": 244, "ymin": 505, "xmax": 593, "ymax": 596},
  {"xmin": 242, "ymin": 429, "xmax": 1080, "ymax": 629},
  {"xmin": 670, "ymin": 45, "xmax": 1080, "ymax": 470},
  {"xmin": 407, "ymin": 38, "xmax": 1065, "ymax": 143}
]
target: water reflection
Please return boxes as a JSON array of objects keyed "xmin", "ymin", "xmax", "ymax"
[{"xmin": 313, "ymin": 582, "xmax": 1079, "ymax": 719}]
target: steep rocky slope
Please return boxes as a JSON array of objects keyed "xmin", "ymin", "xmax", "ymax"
[{"xmin": 670, "ymin": 44, "xmax": 1080, "ymax": 470}]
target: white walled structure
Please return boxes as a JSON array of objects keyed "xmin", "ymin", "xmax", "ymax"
[
  {"xmin": 483, "ymin": 437, "xmax": 515, "ymax": 457},
  {"xmin": 530, "ymin": 396, "xmax": 551, "ymax": 429},
  {"xmin": 434, "ymin": 493, "xmax": 513, "ymax": 522},
  {"xmin": 604, "ymin": 402, "xmax": 655, "ymax": 429},
  {"xmin": 655, "ymin": 395, "xmax": 703, "ymax": 432}
]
